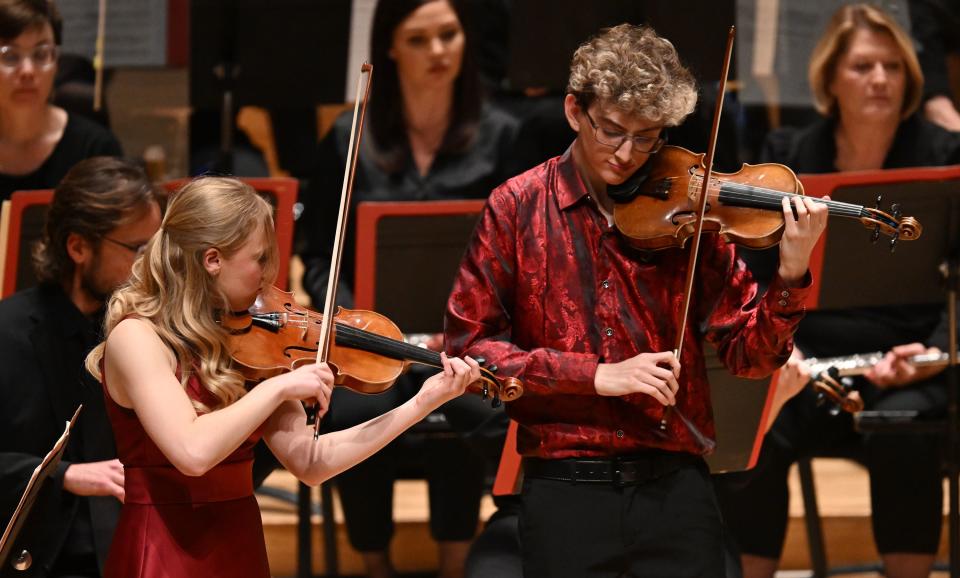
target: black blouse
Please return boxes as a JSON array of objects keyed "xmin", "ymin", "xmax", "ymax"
[
  {"xmin": 746, "ymin": 114, "xmax": 960, "ymax": 357},
  {"xmin": 0, "ymin": 113, "xmax": 123, "ymax": 201},
  {"xmin": 298, "ymin": 104, "xmax": 518, "ymax": 306},
  {"xmin": 760, "ymin": 114, "xmax": 960, "ymax": 173}
]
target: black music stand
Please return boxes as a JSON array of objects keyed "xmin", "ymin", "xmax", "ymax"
[
  {"xmin": 806, "ymin": 178, "xmax": 960, "ymax": 577},
  {"xmin": 704, "ymin": 347, "xmax": 774, "ymax": 473},
  {"xmin": 189, "ymin": 0, "xmax": 350, "ymax": 174},
  {"xmin": 354, "ymin": 200, "xmax": 487, "ymax": 331},
  {"xmin": 0, "ymin": 406, "xmax": 81, "ymax": 573}
]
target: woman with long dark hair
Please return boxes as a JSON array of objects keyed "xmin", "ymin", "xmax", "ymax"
[{"xmin": 298, "ymin": 1, "xmax": 517, "ymax": 576}]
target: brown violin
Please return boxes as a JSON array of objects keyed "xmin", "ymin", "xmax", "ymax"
[
  {"xmin": 222, "ymin": 285, "xmax": 523, "ymax": 406},
  {"xmin": 613, "ymin": 145, "xmax": 923, "ymax": 251}
]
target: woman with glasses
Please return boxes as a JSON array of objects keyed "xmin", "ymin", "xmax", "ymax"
[
  {"xmin": 714, "ymin": 5, "xmax": 960, "ymax": 578},
  {"xmin": 0, "ymin": 0, "xmax": 121, "ymax": 202},
  {"xmin": 297, "ymin": 1, "xmax": 517, "ymax": 577}
]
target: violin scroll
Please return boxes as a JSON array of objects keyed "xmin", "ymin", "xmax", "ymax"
[
  {"xmin": 473, "ymin": 367, "xmax": 522, "ymax": 407},
  {"xmin": 860, "ymin": 204, "xmax": 922, "ymax": 251},
  {"xmin": 811, "ymin": 366, "xmax": 864, "ymax": 415}
]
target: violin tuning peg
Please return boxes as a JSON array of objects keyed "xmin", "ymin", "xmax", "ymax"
[
  {"xmin": 488, "ymin": 364, "xmax": 498, "ymax": 373},
  {"xmin": 828, "ymin": 406, "xmax": 841, "ymax": 417},
  {"xmin": 874, "ymin": 194, "xmax": 883, "ymax": 210},
  {"xmin": 475, "ymin": 357, "xmax": 486, "ymax": 366},
  {"xmin": 871, "ymin": 224, "xmax": 880, "ymax": 244},
  {"xmin": 889, "ymin": 235, "xmax": 898, "ymax": 253},
  {"xmin": 815, "ymin": 391, "xmax": 826, "ymax": 406},
  {"xmin": 891, "ymin": 202, "xmax": 901, "ymax": 219},
  {"xmin": 491, "ymin": 396, "xmax": 502, "ymax": 408},
  {"xmin": 481, "ymin": 383, "xmax": 489, "ymax": 400}
]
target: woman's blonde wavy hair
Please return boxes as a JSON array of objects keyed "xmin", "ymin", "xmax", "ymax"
[
  {"xmin": 808, "ymin": 3, "xmax": 924, "ymax": 118},
  {"xmin": 567, "ymin": 23, "xmax": 698, "ymax": 126},
  {"xmin": 86, "ymin": 177, "xmax": 279, "ymax": 412}
]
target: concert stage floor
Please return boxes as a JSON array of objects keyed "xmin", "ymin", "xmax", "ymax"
[{"xmin": 258, "ymin": 459, "xmax": 952, "ymax": 577}]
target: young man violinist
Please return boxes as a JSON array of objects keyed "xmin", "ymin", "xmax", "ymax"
[{"xmin": 444, "ymin": 24, "xmax": 829, "ymax": 577}]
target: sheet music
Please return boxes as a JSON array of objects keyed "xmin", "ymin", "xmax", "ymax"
[
  {"xmin": 0, "ymin": 407, "xmax": 81, "ymax": 565},
  {"xmin": 57, "ymin": 0, "xmax": 168, "ymax": 67}
]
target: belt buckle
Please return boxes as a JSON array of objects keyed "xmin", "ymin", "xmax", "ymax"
[
  {"xmin": 612, "ymin": 457, "xmax": 630, "ymax": 486},
  {"xmin": 613, "ymin": 457, "xmax": 650, "ymax": 486}
]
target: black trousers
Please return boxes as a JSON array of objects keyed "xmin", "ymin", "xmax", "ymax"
[
  {"xmin": 715, "ymin": 378, "xmax": 946, "ymax": 558},
  {"xmin": 520, "ymin": 458, "xmax": 726, "ymax": 578},
  {"xmin": 465, "ymin": 499, "xmax": 523, "ymax": 578}
]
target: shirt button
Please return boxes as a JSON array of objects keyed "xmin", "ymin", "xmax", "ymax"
[
  {"xmin": 604, "ymin": 327, "xmax": 614, "ymax": 337},
  {"xmin": 601, "ymin": 280, "xmax": 610, "ymax": 289},
  {"xmin": 778, "ymin": 299, "xmax": 788, "ymax": 307},
  {"xmin": 780, "ymin": 290, "xmax": 790, "ymax": 298},
  {"xmin": 616, "ymin": 429, "xmax": 624, "ymax": 439}
]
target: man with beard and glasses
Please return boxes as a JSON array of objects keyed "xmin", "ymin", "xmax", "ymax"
[{"xmin": 0, "ymin": 156, "xmax": 161, "ymax": 578}]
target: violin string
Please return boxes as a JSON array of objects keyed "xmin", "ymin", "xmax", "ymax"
[
  {"xmin": 326, "ymin": 326, "xmax": 503, "ymax": 390},
  {"xmin": 252, "ymin": 312, "xmax": 502, "ymax": 394},
  {"xmin": 722, "ymin": 186, "xmax": 862, "ymax": 214},
  {"xmin": 264, "ymin": 311, "xmax": 442, "ymax": 365},
  {"xmin": 337, "ymin": 325, "xmax": 441, "ymax": 365},
  {"xmin": 715, "ymin": 182, "xmax": 865, "ymax": 217},
  {"xmin": 686, "ymin": 175, "xmax": 865, "ymax": 216}
]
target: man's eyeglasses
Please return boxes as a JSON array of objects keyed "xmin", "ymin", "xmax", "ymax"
[
  {"xmin": 0, "ymin": 44, "xmax": 58, "ymax": 72},
  {"xmin": 102, "ymin": 236, "xmax": 148, "ymax": 256},
  {"xmin": 583, "ymin": 109, "xmax": 664, "ymax": 154}
]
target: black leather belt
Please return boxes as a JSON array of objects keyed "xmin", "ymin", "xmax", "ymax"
[{"xmin": 523, "ymin": 453, "xmax": 699, "ymax": 486}]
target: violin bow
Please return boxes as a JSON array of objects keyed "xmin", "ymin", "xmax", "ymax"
[
  {"xmin": 93, "ymin": 0, "xmax": 107, "ymax": 111},
  {"xmin": 309, "ymin": 63, "xmax": 374, "ymax": 439},
  {"xmin": 659, "ymin": 26, "xmax": 735, "ymax": 448}
]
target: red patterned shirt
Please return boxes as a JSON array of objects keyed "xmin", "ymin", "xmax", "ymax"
[{"xmin": 444, "ymin": 150, "xmax": 811, "ymax": 458}]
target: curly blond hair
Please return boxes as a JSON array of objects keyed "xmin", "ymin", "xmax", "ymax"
[
  {"xmin": 86, "ymin": 177, "xmax": 279, "ymax": 413},
  {"xmin": 567, "ymin": 23, "xmax": 697, "ymax": 126}
]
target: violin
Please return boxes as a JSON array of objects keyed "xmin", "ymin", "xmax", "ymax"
[
  {"xmin": 222, "ymin": 285, "xmax": 523, "ymax": 406},
  {"xmin": 612, "ymin": 145, "xmax": 923, "ymax": 252},
  {"xmin": 623, "ymin": 27, "xmax": 919, "ymax": 439}
]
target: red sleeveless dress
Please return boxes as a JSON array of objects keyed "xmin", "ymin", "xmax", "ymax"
[{"xmin": 102, "ymin": 368, "xmax": 270, "ymax": 578}]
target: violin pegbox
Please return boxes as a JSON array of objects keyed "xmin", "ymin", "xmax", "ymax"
[
  {"xmin": 474, "ymin": 357, "xmax": 503, "ymax": 407},
  {"xmin": 889, "ymin": 202, "xmax": 902, "ymax": 251},
  {"xmin": 871, "ymin": 194, "xmax": 883, "ymax": 244},
  {"xmin": 812, "ymin": 366, "xmax": 864, "ymax": 415},
  {"xmin": 859, "ymin": 194, "xmax": 922, "ymax": 251}
]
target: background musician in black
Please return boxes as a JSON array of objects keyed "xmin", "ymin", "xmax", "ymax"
[
  {"xmin": 0, "ymin": 157, "xmax": 161, "ymax": 577},
  {"xmin": 714, "ymin": 6, "xmax": 960, "ymax": 578}
]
